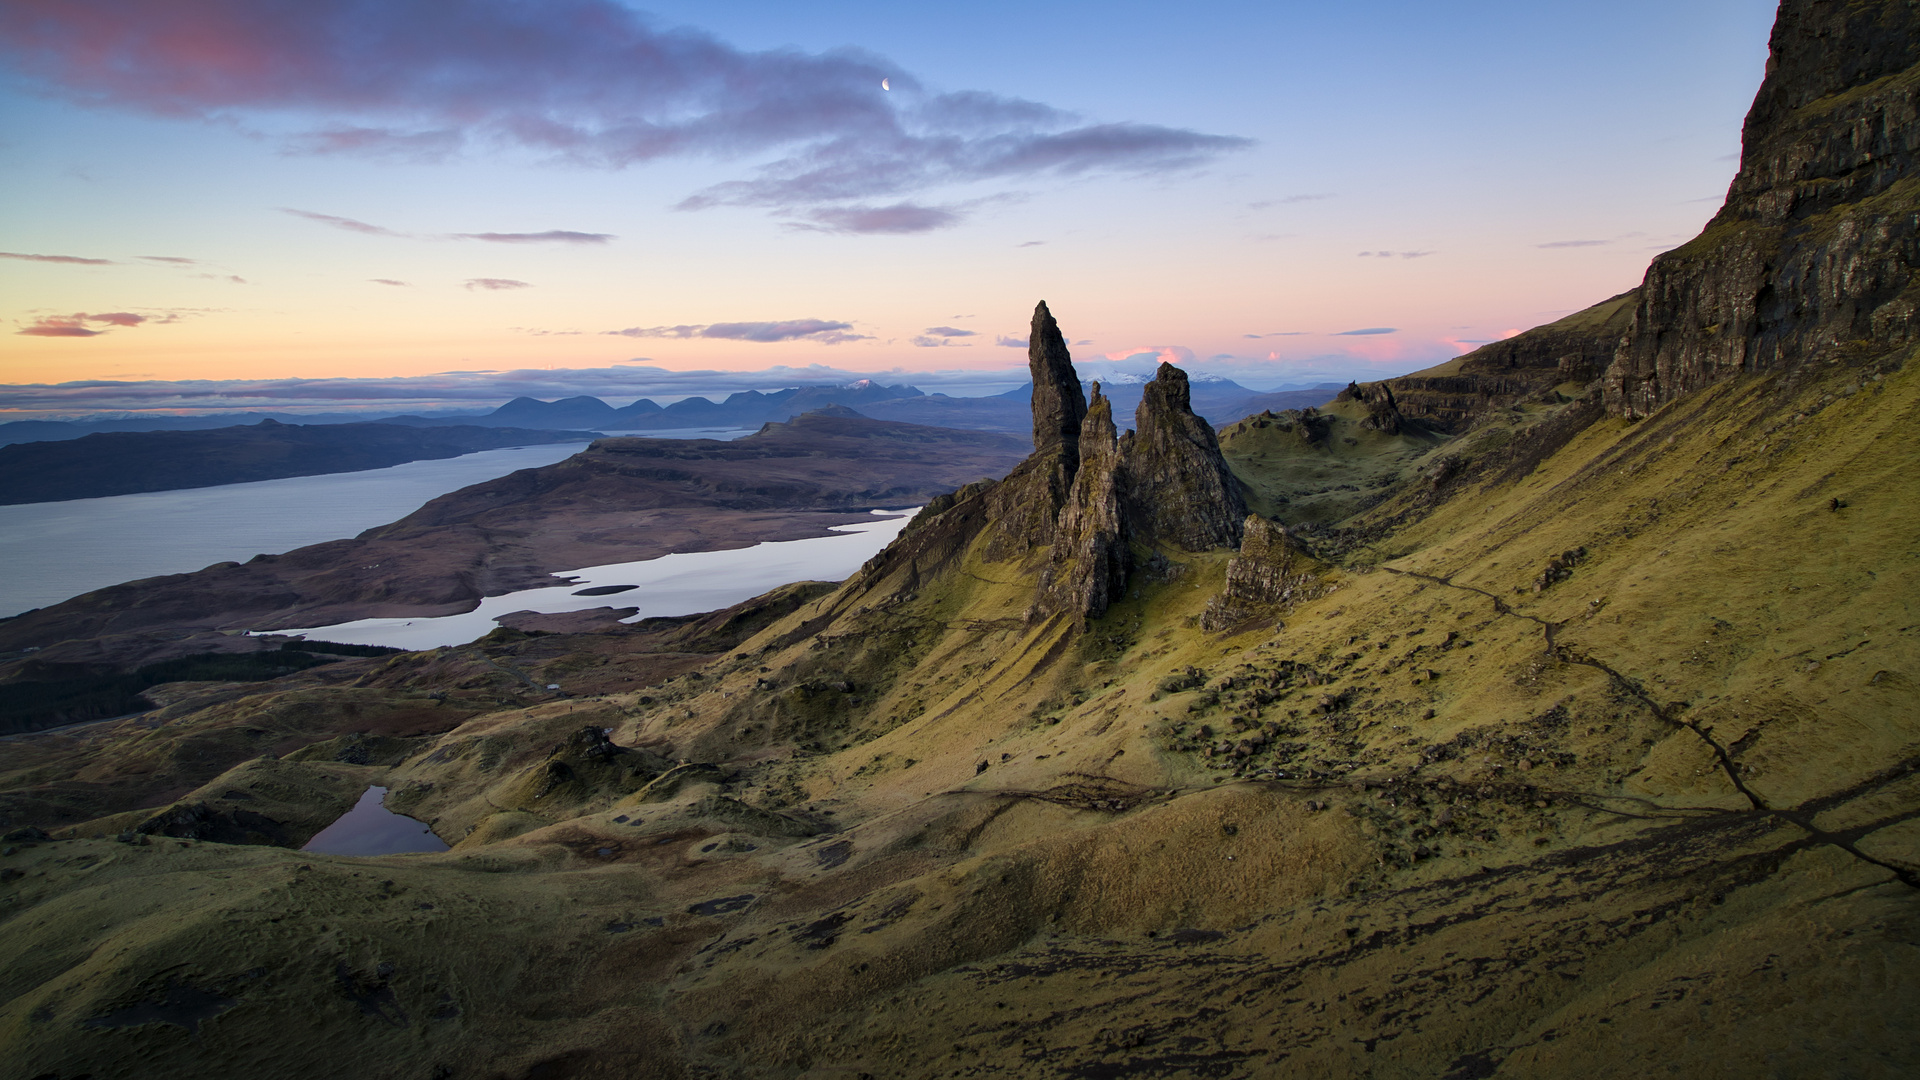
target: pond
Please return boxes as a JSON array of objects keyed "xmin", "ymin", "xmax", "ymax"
[{"xmin": 301, "ymin": 785, "xmax": 450, "ymax": 856}]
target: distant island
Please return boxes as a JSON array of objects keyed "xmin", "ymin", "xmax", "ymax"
[{"xmin": 0, "ymin": 420, "xmax": 600, "ymax": 505}]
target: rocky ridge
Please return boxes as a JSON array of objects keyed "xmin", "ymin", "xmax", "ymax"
[{"xmin": 981, "ymin": 301, "xmax": 1248, "ymax": 621}]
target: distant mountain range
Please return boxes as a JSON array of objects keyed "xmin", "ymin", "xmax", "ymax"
[{"xmin": 0, "ymin": 378, "xmax": 1344, "ymax": 447}]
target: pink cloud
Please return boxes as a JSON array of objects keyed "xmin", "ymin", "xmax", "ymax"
[
  {"xmin": 17, "ymin": 316, "xmax": 102, "ymax": 337},
  {"xmin": 1102, "ymin": 345, "xmax": 1196, "ymax": 366},
  {"xmin": 463, "ymin": 278, "xmax": 532, "ymax": 291},
  {"xmin": 17, "ymin": 310, "xmax": 179, "ymax": 336}
]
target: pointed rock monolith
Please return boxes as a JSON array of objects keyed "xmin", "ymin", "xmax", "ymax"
[{"xmin": 1028, "ymin": 301, "xmax": 1087, "ymax": 454}]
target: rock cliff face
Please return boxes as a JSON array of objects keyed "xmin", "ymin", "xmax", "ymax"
[
  {"xmin": 1606, "ymin": 0, "xmax": 1920, "ymax": 415},
  {"xmin": 1350, "ymin": 0, "xmax": 1919, "ymax": 431}
]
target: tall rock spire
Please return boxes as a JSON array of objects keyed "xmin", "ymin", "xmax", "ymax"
[
  {"xmin": 1028, "ymin": 301, "xmax": 1087, "ymax": 455},
  {"xmin": 981, "ymin": 301, "xmax": 1087, "ymax": 561}
]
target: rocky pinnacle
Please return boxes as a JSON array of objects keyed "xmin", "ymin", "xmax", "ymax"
[{"xmin": 1028, "ymin": 301, "xmax": 1088, "ymax": 454}]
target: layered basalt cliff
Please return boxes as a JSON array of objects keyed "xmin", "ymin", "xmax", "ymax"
[
  {"xmin": 1606, "ymin": 0, "xmax": 1920, "ymax": 415},
  {"xmin": 1338, "ymin": 0, "xmax": 1919, "ymax": 432}
]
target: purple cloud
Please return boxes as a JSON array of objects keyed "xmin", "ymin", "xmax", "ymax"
[
  {"xmin": 1335, "ymin": 327, "xmax": 1398, "ymax": 336},
  {"xmin": 369, "ymin": 278, "xmax": 410, "ymax": 286},
  {"xmin": 464, "ymin": 278, "xmax": 532, "ymax": 290},
  {"xmin": 138, "ymin": 255, "xmax": 196, "ymax": 264},
  {"xmin": 1, "ymin": 251, "xmax": 114, "ymax": 265},
  {"xmin": 791, "ymin": 204, "xmax": 961, "ymax": 235},
  {"xmin": 454, "ymin": 230, "xmax": 614, "ymax": 244},
  {"xmin": 912, "ymin": 328, "xmax": 975, "ymax": 348},
  {"xmin": 995, "ymin": 335, "xmax": 1025, "ymax": 347},
  {"xmin": 1357, "ymin": 250, "xmax": 1434, "ymax": 259},
  {"xmin": 0, "ymin": 0, "xmax": 1248, "ymax": 234},
  {"xmin": 605, "ymin": 319, "xmax": 866, "ymax": 344}
]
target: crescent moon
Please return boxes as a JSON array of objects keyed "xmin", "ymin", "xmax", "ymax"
[{"xmin": 881, "ymin": 78, "xmax": 890, "ymax": 91}]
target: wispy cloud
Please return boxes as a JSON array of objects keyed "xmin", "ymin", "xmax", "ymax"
[
  {"xmin": 1017, "ymin": 240, "xmax": 1046, "ymax": 248},
  {"xmin": 603, "ymin": 318, "xmax": 865, "ymax": 344},
  {"xmin": 0, "ymin": 0, "xmax": 1247, "ymax": 235},
  {"xmin": 789, "ymin": 203, "xmax": 961, "ymax": 235},
  {"xmin": 16, "ymin": 311, "xmax": 160, "ymax": 337},
  {"xmin": 995, "ymin": 335, "xmax": 1026, "ymax": 347},
  {"xmin": 452, "ymin": 230, "xmax": 614, "ymax": 244},
  {"xmin": 464, "ymin": 278, "xmax": 532, "ymax": 290},
  {"xmin": 1335, "ymin": 327, "xmax": 1397, "ymax": 336},
  {"xmin": 286, "ymin": 209, "xmax": 610, "ymax": 244},
  {"xmin": 1537, "ymin": 239, "xmax": 1608, "ymax": 248},
  {"xmin": 17, "ymin": 316, "xmax": 102, "ymax": 337},
  {"xmin": 137, "ymin": 255, "xmax": 197, "ymax": 264},
  {"xmin": 911, "ymin": 326, "xmax": 975, "ymax": 347},
  {"xmin": 1248, "ymin": 193, "xmax": 1335, "ymax": 209},
  {"xmin": 282, "ymin": 208, "xmax": 405, "ymax": 236},
  {"xmin": 1243, "ymin": 331, "xmax": 1308, "ymax": 338},
  {"xmin": 369, "ymin": 278, "xmax": 410, "ymax": 287},
  {"xmin": 1358, "ymin": 250, "xmax": 1433, "ymax": 259},
  {"xmin": 1, "ymin": 251, "xmax": 115, "ymax": 265}
]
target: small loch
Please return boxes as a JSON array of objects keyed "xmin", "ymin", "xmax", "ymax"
[{"xmin": 302, "ymin": 786, "xmax": 450, "ymax": 856}]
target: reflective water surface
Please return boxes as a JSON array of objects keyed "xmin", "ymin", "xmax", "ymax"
[{"xmin": 301, "ymin": 786, "xmax": 450, "ymax": 856}]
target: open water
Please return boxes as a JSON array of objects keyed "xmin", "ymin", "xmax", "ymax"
[
  {"xmin": 0, "ymin": 428, "xmax": 751, "ymax": 618},
  {"xmin": 274, "ymin": 509, "xmax": 915, "ymax": 651}
]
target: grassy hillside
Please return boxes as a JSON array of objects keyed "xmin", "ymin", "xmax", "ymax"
[{"xmin": 1, "ymin": 342, "xmax": 1912, "ymax": 1078}]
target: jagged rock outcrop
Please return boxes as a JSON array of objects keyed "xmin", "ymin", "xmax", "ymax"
[
  {"xmin": 1199, "ymin": 516, "xmax": 1323, "ymax": 631},
  {"xmin": 905, "ymin": 307, "xmax": 1248, "ymax": 624},
  {"xmin": 1034, "ymin": 387, "xmax": 1129, "ymax": 620},
  {"xmin": 1124, "ymin": 363, "xmax": 1247, "ymax": 552},
  {"xmin": 1337, "ymin": 381, "xmax": 1411, "ymax": 435}
]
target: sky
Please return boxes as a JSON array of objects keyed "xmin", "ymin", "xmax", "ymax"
[{"xmin": 0, "ymin": 0, "xmax": 1780, "ymax": 417}]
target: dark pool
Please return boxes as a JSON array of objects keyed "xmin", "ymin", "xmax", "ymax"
[{"xmin": 302, "ymin": 786, "xmax": 450, "ymax": 856}]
